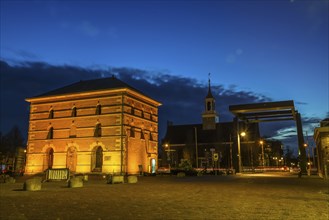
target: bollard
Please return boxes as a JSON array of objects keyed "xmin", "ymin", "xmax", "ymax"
[
  {"xmin": 111, "ymin": 175, "xmax": 124, "ymax": 184},
  {"xmin": 127, "ymin": 175, "xmax": 138, "ymax": 184},
  {"xmin": 24, "ymin": 178, "xmax": 42, "ymax": 191},
  {"xmin": 68, "ymin": 177, "xmax": 83, "ymax": 188},
  {"xmin": 5, "ymin": 176, "xmax": 16, "ymax": 184}
]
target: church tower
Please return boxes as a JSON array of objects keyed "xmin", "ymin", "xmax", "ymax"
[{"xmin": 202, "ymin": 77, "xmax": 219, "ymax": 130}]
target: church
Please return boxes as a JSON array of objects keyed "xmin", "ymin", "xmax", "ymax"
[
  {"xmin": 25, "ymin": 76, "xmax": 161, "ymax": 175},
  {"xmin": 161, "ymin": 79, "xmax": 261, "ymax": 171}
]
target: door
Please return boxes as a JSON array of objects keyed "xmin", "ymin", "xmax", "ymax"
[{"xmin": 150, "ymin": 158, "xmax": 156, "ymax": 174}]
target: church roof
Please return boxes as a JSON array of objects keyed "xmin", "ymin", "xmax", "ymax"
[
  {"xmin": 206, "ymin": 86, "xmax": 214, "ymax": 99},
  {"xmin": 206, "ymin": 79, "xmax": 214, "ymax": 99},
  {"xmin": 33, "ymin": 76, "xmax": 146, "ymax": 98}
]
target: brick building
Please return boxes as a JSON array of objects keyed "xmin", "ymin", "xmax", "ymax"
[
  {"xmin": 314, "ymin": 118, "xmax": 329, "ymax": 179},
  {"xmin": 25, "ymin": 76, "xmax": 161, "ymax": 175}
]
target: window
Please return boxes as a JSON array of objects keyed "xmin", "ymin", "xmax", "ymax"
[
  {"xmin": 49, "ymin": 109, "xmax": 54, "ymax": 119},
  {"xmin": 69, "ymin": 123, "xmax": 77, "ymax": 138},
  {"xmin": 47, "ymin": 127, "xmax": 54, "ymax": 139},
  {"xmin": 96, "ymin": 104, "xmax": 101, "ymax": 115},
  {"xmin": 207, "ymin": 101, "xmax": 211, "ymax": 111},
  {"xmin": 71, "ymin": 107, "xmax": 77, "ymax": 117},
  {"xmin": 140, "ymin": 130, "xmax": 145, "ymax": 140},
  {"xmin": 130, "ymin": 127, "xmax": 135, "ymax": 138},
  {"xmin": 94, "ymin": 123, "xmax": 102, "ymax": 137}
]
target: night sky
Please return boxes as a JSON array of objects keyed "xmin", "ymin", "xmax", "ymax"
[{"xmin": 1, "ymin": 0, "xmax": 328, "ymax": 154}]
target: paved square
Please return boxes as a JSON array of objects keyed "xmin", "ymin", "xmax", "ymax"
[{"xmin": 1, "ymin": 174, "xmax": 328, "ymax": 220}]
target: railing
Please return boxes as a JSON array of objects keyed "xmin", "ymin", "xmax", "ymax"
[{"xmin": 46, "ymin": 168, "xmax": 70, "ymax": 181}]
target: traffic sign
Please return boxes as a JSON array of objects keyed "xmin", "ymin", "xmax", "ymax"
[{"xmin": 213, "ymin": 153, "xmax": 219, "ymax": 161}]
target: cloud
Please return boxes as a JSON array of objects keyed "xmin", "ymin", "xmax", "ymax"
[
  {"xmin": 1, "ymin": 47, "xmax": 39, "ymax": 60},
  {"xmin": 77, "ymin": 21, "xmax": 100, "ymax": 37},
  {"xmin": 0, "ymin": 59, "xmax": 305, "ymax": 151},
  {"xmin": 225, "ymin": 48, "xmax": 243, "ymax": 64}
]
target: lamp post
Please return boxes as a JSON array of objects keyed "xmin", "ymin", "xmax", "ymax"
[
  {"xmin": 165, "ymin": 143, "xmax": 171, "ymax": 170},
  {"xmin": 237, "ymin": 131, "xmax": 246, "ymax": 173},
  {"xmin": 304, "ymin": 143, "xmax": 311, "ymax": 176},
  {"xmin": 194, "ymin": 127, "xmax": 198, "ymax": 169},
  {"xmin": 260, "ymin": 140, "xmax": 265, "ymax": 171}
]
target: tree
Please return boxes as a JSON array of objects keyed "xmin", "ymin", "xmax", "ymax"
[
  {"xmin": 284, "ymin": 146, "xmax": 296, "ymax": 167},
  {"xmin": 0, "ymin": 126, "xmax": 25, "ymax": 170},
  {"xmin": 1, "ymin": 126, "xmax": 24, "ymax": 154}
]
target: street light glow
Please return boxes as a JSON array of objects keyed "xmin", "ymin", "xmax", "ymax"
[{"xmin": 240, "ymin": 132, "xmax": 246, "ymax": 137}]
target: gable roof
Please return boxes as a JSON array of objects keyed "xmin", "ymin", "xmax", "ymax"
[{"xmin": 33, "ymin": 76, "xmax": 146, "ymax": 98}]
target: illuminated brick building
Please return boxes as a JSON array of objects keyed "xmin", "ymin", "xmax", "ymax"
[
  {"xmin": 25, "ymin": 76, "xmax": 161, "ymax": 175},
  {"xmin": 314, "ymin": 118, "xmax": 329, "ymax": 179}
]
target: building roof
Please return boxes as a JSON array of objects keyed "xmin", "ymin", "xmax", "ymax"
[{"xmin": 33, "ymin": 76, "xmax": 146, "ymax": 98}]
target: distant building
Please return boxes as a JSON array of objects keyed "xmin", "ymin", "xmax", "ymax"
[
  {"xmin": 314, "ymin": 118, "xmax": 329, "ymax": 178},
  {"xmin": 161, "ymin": 80, "xmax": 260, "ymax": 171},
  {"xmin": 25, "ymin": 76, "xmax": 161, "ymax": 175}
]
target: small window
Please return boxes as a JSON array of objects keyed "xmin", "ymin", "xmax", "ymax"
[
  {"xmin": 71, "ymin": 107, "xmax": 77, "ymax": 117},
  {"xmin": 47, "ymin": 127, "xmax": 54, "ymax": 139},
  {"xmin": 149, "ymin": 132, "xmax": 154, "ymax": 141},
  {"xmin": 69, "ymin": 123, "xmax": 77, "ymax": 138},
  {"xmin": 130, "ymin": 128, "xmax": 135, "ymax": 138},
  {"xmin": 96, "ymin": 104, "xmax": 101, "ymax": 115},
  {"xmin": 94, "ymin": 123, "xmax": 102, "ymax": 137},
  {"xmin": 49, "ymin": 109, "xmax": 54, "ymax": 119},
  {"xmin": 140, "ymin": 130, "xmax": 145, "ymax": 140},
  {"xmin": 207, "ymin": 101, "xmax": 211, "ymax": 111}
]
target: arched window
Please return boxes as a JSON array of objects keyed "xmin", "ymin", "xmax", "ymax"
[
  {"xmin": 130, "ymin": 127, "xmax": 135, "ymax": 138},
  {"xmin": 47, "ymin": 148, "xmax": 54, "ymax": 169},
  {"xmin": 47, "ymin": 127, "xmax": 54, "ymax": 139},
  {"xmin": 92, "ymin": 146, "xmax": 103, "ymax": 172},
  {"xmin": 95, "ymin": 147, "xmax": 103, "ymax": 169},
  {"xmin": 66, "ymin": 147, "xmax": 77, "ymax": 172},
  {"xmin": 69, "ymin": 123, "xmax": 77, "ymax": 138},
  {"xmin": 71, "ymin": 106, "xmax": 77, "ymax": 117},
  {"xmin": 94, "ymin": 123, "xmax": 102, "ymax": 137},
  {"xmin": 207, "ymin": 101, "xmax": 211, "ymax": 111},
  {"xmin": 96, "ymin": 104, "xmax": 101, "ymax": 115},
  {"xmin": 49, "ymin": 109, "xmax": 54, "ymax": 119}
]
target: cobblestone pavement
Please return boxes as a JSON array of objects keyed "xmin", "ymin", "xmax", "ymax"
[{"xmin": 0, "ymin": 173, "xmax": 328, "ymax": 220}]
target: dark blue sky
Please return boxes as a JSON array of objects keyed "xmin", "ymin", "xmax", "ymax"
[{"xmin": 0, "ymin": 0, "xmax": 328, "ymax": 151}]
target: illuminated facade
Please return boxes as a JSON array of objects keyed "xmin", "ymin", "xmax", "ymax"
[
  {"xmin": 314, "ymin": 118, "xmax": 329, "ymax": 179},
  {"xmin": 25, "ymin": 76, "xmax": 161, "ymax": 175}
]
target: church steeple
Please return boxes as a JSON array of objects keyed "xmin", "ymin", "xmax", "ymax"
[
  {"xmin": 206, "ymin": 78, "xmax": 214, "ymax": 99},
  {"xmin": 202, "ymin": 74, "xmax": 219, "ymax": 130}
]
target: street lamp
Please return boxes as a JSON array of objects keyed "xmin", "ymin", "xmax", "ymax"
[
  {"xmin": 237, "ymin": 131, "xmax": 246, "ymax": 173},
  {"xmin": 165, "ymin": 143, "xmax": 171, "ymax": 170},
  {"xmin": 260, "ymin": 140, "xmax": 265, "ymax": 171},
  {"xmin": 194, "ymin": 127, "xmax": 198, "ymax": 169}
]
